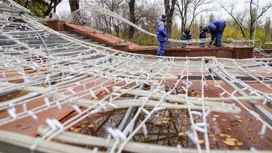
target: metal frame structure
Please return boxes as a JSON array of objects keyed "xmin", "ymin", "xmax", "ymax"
[{"xmin": 0, "ymin": 1, "xmax": 272, "ymax": 153}]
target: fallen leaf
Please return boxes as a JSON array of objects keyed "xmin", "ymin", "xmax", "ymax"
[
  {"xmin": 88, "ymin": 124, "xmax": 94, "ymax": 128},
  {"xmin": 235, "ymin": 115, "xmax": 240, "ymax": 118},
  {"xmin": 73, "ymin": 127, "xmax": 82, "ymax": 133},
  {"xmin": 179, "ymin": 132, "xmax": 185, "ymax": 136},
  {"xmin": 198, "ymin": 139, "xmax": 204, "ymax": 144},
  {"xmin": 213, "ymin": 115, "xmax": 219, "ymax": 118},
  {"xmin": 219, "ymin": 134, "xmax": 225, "ymax": 137},
  {"xmin": 226, "ymin": 138, "xmax": 237, "ymax": 141},
  {"xmin": 226, "ymin": 135, "xmax": 231, "ymax": 138},
  {"xmin": 237, "ymin": 142, "xmax": 243, "ymax": 146},
  {"xmin": 221, "ymin": 119, "xmax": 227, "ymax": 122},
  {"xmin": 162, "ymin": 120, "xmax": 168, "ymax": 124},
  {"xmin": 223, "ymin": 140, "xmax": 235, "ymax": 146}
]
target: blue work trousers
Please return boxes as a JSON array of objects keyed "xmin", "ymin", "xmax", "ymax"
[
  {"xmin": 157, "ymin": 41, "xmax": 166, "ymax": 56},
  {"xmin": 214, "ymin": 23, "xmax": 226, "ymax": 47},
  {"xmin": 215, "ymin": 31, "xmax": 223, "ymax": 47}
]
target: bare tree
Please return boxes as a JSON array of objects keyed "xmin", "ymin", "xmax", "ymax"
[
  {"xmin": 188, "ymin": 0, "xmax": 213, "ymax": 30},
  {"xmin": 132, "ymin": 0, "xmax": 160, "ymax": 31},
  {"xmin": 176, "ymin": 0, "xmax": 213, "ymax": 32},
  {"xmin": 44, "ymin": 0, "xmax": 62, "ymax": 16},
  {"xmin": 175, "ymin": 0, "xmax": 191, "ymax": 32},
  {"xmin": 221, "ymin": 0, "xmax": 272, "ymax": 39},
  {"xmin": 209, "ymin": 13, "xmax": 215, "ymax": 23},
  {"xmin": 164, "ymin": 0, "xmax": 177, "ymax": 39},
  {"xmin": 90, "ymin": 0, "xmax": 125, "ymax": 35},
  {"xmin": 124, "ymin": 0, "xmax": 161, "ymax": 39},
  {"xmin": 127, "ymin": 0, "xmax": 136, "ymax": 39},
  {"xmin": 221, "ymin": 2, "xmax": 247, "ymax": 38},
  {"xmin": 249, "ymin": 0, "xmax": 272, "ymax": 39},
  {"xmin": 199, "ymin": 14, "xmax": 205, "ymax": 27}
]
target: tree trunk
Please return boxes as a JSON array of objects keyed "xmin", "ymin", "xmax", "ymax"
[
  {"xmin": 164, "ymin": 0, "xmax": 177, "ymax": 39},
  {"xmin": 249, "ymin": 0, "xmax": 254, "ymax": 39},
  {"xmin": 24, "ymin": 0, "xmax": 29, "ymax": 8},
  {"xmin": 43, "ymin": 1, "xmax": 54, "ymax": 16},
  {"xmin": 69, "ymin": 0, "xmax": 79, "ymax": 13},
  {"xmin": 128, "ymin": 0, "xmax": 136, "ymax": 39}
]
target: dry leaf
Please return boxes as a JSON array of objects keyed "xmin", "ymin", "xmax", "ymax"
[
  {"xmin": 73, "ymin": 127, "xmax": 82, "ymax": 133},
  {"xmin": 162, "ymin": 120, "xmax": 168, "ymax": 124},
  {"xmin": 198, "ymin": 139, "xmax": 204, "ymax": 144},
  {"xmin": 237, "ymin": 142, "xmax": 243, "ymax": 146},
  {"xmin": 221, "ymin": 119, "xmax": 227, "ymax": 122},
  {"xmin": 219, "ymin": 134, "xmax": 225, "ymax": 137},
  {"xmin": 213, "ymin": 115, "xmax": 219, "ymax": 118},
  {"xmin": 226, "ymin": 138, "xmax": 237, "ymax": 141},
  {"xmin": 225, "ymin": 135, "xmax": 231, "ymax": 138},
  {"xmin": 223, "ymin": 140, "xmax": 235, "ymax": 146},
  {"xmin": 179, "ymin": 132, "xmax": 185, "ymax": 136},
  {"xmin": 235, "ymin": 115, "xmax": 240, "ymax": 118}
]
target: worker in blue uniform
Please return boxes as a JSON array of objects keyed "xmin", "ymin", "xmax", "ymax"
[
  {"xmin": 199, "ymin": 26, "xmax": 206, "ymax": 47},
  {"xmin": 181, "ymin": 28, "xmax": 192, "ymax": 40},
  {"xmin": 180, "ymin": 28, "xmax": 192, "ymax": 48},
  {"xmin": 156, "ymin": 15, "xmax": 167, "ymax": 56},
  {"xmin": 204, "ymin": 20, "xmax": 226, "ymax": 47}
]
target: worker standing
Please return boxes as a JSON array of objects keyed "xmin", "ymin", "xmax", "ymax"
[
  {"xmin": 199, "ymin": 26, "xmax": 206, "ymax": 47},
  {"xmin": 156, "ymin": 15, "xmax": 167, "ymax": 56}
]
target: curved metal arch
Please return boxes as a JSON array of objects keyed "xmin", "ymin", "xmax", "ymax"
[
  {"xmin": 65, "ymin": 5, "xmax": 208, "ymax": 44},
  {"xmin": 226, "ymin": 37, "xmax": 262, "ymax": 49}
]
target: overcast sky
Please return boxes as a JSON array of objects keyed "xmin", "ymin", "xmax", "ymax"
[
  {"xmin": 56, "ymin": 0, "xmax": 272, "ymax": 24},
  {"xmin": 212, "ymin": 0, "xmax": 272, "ymax": 20}
]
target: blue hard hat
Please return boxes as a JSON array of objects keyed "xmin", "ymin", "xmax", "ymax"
[
  {"xmin": 185, "ymin": 28, "xmax": 190, "ymax": 34},
  {"xmin": 161, "ymin": 15, "xmax": 166, "ymax": 22},
  {"xmin": 203, "ymin": 26, "xmax": 209, "ymax": 32}
]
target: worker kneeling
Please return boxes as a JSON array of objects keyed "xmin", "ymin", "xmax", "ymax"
[{"xmin": 181, "ymin": 28, "xmax": 192, "ymax": 48}]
